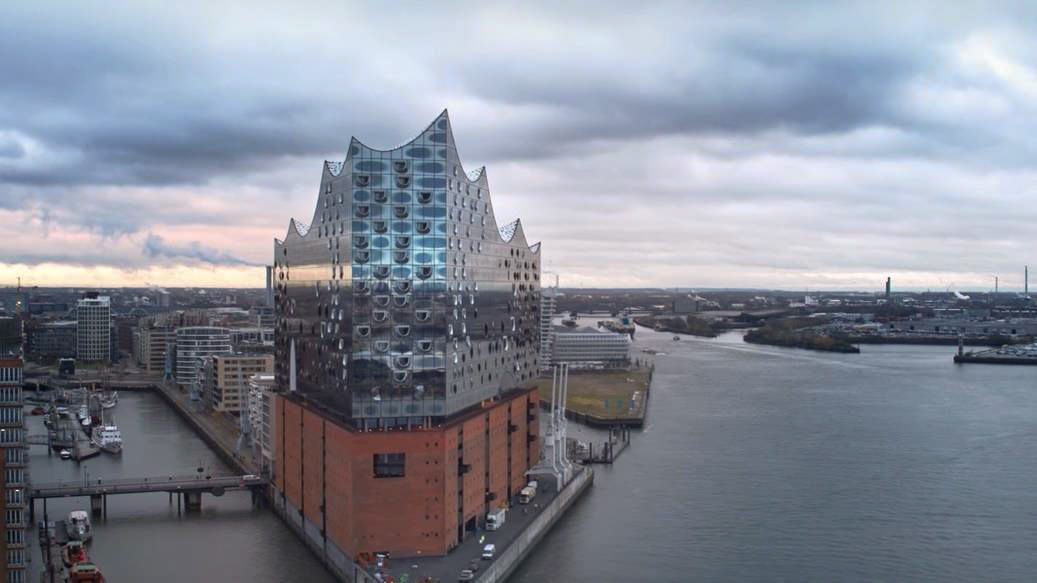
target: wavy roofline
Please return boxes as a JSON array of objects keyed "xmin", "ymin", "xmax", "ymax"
[{"xmin": 277, "ymin": 110, "xmax": 538, "ymax": 253}]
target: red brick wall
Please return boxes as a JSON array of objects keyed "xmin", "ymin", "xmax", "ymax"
[
  {"xmin": 487, "ymin": 404, "xmax": 509, "ymax": 506},
  {"xmin": 301, "ymin": 408, "xmax": 325, "ymax": 526},
  {"xmin": 275, "ymin": 388, "xmax": 538, "ymax": 559},
  {"xmin": 324, "ymin": 421, "xmax": 353, "ymax": 557}
]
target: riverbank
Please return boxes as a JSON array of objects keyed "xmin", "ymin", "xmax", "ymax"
[
  {"xmin": 844, "ymin": 335, "xmax": 1034, "ymax": 346},
  {"xmin": 744, "ymin": 317, "xmax": 860, "ymax": 353},
  {"xmin": 633, "ymin": 315, "xmax": 718, "ymax": 337}
]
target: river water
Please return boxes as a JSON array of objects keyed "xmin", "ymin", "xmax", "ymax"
[
  {"xmin": 512, "ymin": 324, "xmax": 1037, "ymax": 583},
  {"xmin": 26, "ymin": 392, "xmax": 336, "ymax": 583},
  {"xmin": 28, "ymin": 325, "xmax": 1037, "ymax": 582}
]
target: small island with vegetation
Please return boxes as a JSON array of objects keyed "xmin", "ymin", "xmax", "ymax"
[{"xmin": 744, "ymin": 317, "xmax": 861, "ymax": 353}]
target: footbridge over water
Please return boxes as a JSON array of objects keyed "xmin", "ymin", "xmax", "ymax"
[{"xmin": 28, "ymin": 473, "xmax": 267, "ymax": 518}]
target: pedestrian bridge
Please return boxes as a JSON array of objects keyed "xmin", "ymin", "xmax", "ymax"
[{"xmin": 29, "ymin": 473, "xmax": 266, "ymax": 499}]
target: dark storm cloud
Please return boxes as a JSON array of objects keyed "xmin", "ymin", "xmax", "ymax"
[
  {"xmin": 2, "ymin": 1, "xmax": 1036, "ymax": 287},
  {"xmin": 143, "ymin": 234, "xmax": 261, "ymax": 267},
  {"xmin": 0, "ymin": 1, "xmax": 941, "ymax": 191}
]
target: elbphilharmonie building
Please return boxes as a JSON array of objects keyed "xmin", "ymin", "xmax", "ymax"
[
  {"xmin": 274, "ymin": 110, "xmax": 541, "ymax": 427},
  {"xmin": 272, "ymin": 111, "xmax": 542, "ymax": 563}
]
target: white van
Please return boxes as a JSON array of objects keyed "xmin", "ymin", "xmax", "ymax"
[{"xmin": 482, "ymin": 543, "xmax": 496, "ymax": 559}]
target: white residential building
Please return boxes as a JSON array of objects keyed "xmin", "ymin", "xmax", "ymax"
[
  {"xmin": 552, "ymin": 326, "xmax": 631, "ymax": 366},
  {"xmin": 246, "ymin": 374, "xmax": 275, "ymax": 473},
  {"xmin": 175, "ymin": 327, "xmax": 231, "ymax": 388},
  {"xmin": 76, "ymin": 296, "xmax": 111, "ymax": 361},
  {"xmin": 539, "ymin": 286, "xmax": 558, "ymax": 370}
]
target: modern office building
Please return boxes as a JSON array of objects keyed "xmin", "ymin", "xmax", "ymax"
[
  {"xmin": 552, "ymin": 325, "xmax": 631, "ymax": 366},
  {"xmin": 76, "ymin": 296, "xmax": 111, "ymax": 361},
  {"xmin": 229, "ymin": 327, "xmax": 274, "ymax": 350},
  {"xmin": 174, "ymin": 327, "xmax": 231, "ymax": 388},
  {"xmin": 272, "ymin": 111, "xmax": 542, "ymax": 566},
  {"xmin": 133, "ymin": 326, "xmax": 176, "ymax": 372},
  {"xmin": 0, "ymin": 320, "xmax": 21, "ymax": 359},
  {"xmin": 206, "ymin": 353, "xmax": 273, "ymax": 413},
  {"xmin": 539, "ymin": 285, "xmax": 558, "ymax": 370},
  {"xmin": 26, "ymin": 321, "xmax": 77, "ymax": 360},
  {"xmin": 246, "ymin": 374, "xmax": 276, "ymax": 471},
  {"xmin": 0, "ymin": 358, "xmax": 27, "ymax": 582}
]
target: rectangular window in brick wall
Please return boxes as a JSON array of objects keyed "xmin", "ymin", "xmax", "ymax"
[{"xmin": 373, "ymin": 453, "xmax": 406, "ymax": 478}]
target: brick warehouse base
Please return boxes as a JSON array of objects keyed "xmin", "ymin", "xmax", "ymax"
[{"xmin": 274, "ymin": 386, "xmax": 540, "ymax": 560}]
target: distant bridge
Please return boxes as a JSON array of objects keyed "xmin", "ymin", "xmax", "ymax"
[{"xmin": 28, "ymin": 473, "xmax": 267, "ymax": 516}]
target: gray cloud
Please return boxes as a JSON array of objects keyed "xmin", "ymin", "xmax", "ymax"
[
  {"xmin": 2, "ymin": 1, "xmax": 1036, "ymax": 288},
  {"xmin": 142, "ymin": 234, "xmax": 262, "ymax": 267}
]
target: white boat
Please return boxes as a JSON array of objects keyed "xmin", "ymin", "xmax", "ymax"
[
  {"xmin": 59, "ymin": 449, "xmax": 72, "ymax": 460},
  {"xmin": 92, "ymin": 425, "xmax": 122, "ymax": 455},
  {"xmin": 65, "ymin": 510, "xmax": 92, "ymax": 542}
]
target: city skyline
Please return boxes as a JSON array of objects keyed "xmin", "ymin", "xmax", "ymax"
[{"xmin": 3, "ymin": 2, "xmax": 1037, "ymax": 290}]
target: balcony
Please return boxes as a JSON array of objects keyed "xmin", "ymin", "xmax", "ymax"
[
  {"xmin": 457, "ymin": 462, "xmax": 471, "ymax": 476},
  {"xmin": 508, "ymin": 423, "xmax": 518, "ymax": 434}
]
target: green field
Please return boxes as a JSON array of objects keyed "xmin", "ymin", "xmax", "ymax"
[{"xmin": 535, "ymin": 366, "xmax": 650, "ymax": 419}]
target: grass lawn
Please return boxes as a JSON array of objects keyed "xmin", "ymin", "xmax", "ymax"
[{"xmin": 535, "ymin": 367, "xmax": 650, "ymax": 419}]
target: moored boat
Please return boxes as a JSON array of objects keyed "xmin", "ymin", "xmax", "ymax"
[
  {"xmin": 59, "ymin": 449, "xmax": 72, "ymax": 460},
  {"xmin": 68, "ymin": 561, "xmax": 105, "ymax": 582},
  {"xmin": 92, "ymin": 425, "xmax": 122, "ymax": 455},
  {"xmin": 62, "ymin": 540, "xmax": 88, "ymax": 567},
  {"xmin": 65, "ymin": 510, "xmax": 92, "ymax": 542}
]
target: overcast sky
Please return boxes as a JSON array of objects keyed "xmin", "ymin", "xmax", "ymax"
[{"xmin": 2, "ymin": 1, "xmax": 1036, "ymax": 291}]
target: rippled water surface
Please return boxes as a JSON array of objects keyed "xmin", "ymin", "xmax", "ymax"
[{"xmin": 513, "ymin": 325, "xmax": 1037, "ymax": 583}]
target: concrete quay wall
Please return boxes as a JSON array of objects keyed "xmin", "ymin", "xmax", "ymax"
[{"xmin": 476, "ymin": 466, "xmax": 594, "ymax": 583}]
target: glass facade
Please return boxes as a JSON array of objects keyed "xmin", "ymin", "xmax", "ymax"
[{"xmin": 274, "ymin": 111, "xmax": 541, "ymax": 427}]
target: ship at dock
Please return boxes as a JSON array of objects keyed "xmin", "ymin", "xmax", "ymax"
[
  {"xmin": 65, "ymin": 510, "xmax": 93, "ymax": 543},
  {"xmin": 91, "ymin": 425, "xmax": 123, "ymax": 455}
]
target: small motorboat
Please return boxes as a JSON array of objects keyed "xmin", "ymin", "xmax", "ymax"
[
  {"xmin": 62, "ymin": 540, "xmax": 88, "ymax": 567},
  {"xmin": 65, "ymin": 510, "xmax": 93, "ymax": 542},
  {"xmin": 59, "ymin": 449, "xmax": 72, "ymax": 460}
]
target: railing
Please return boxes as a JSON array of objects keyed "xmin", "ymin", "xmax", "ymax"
[{"xmin": 28, "ymin": 473, "xmax": 267, "ymax": 499}]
